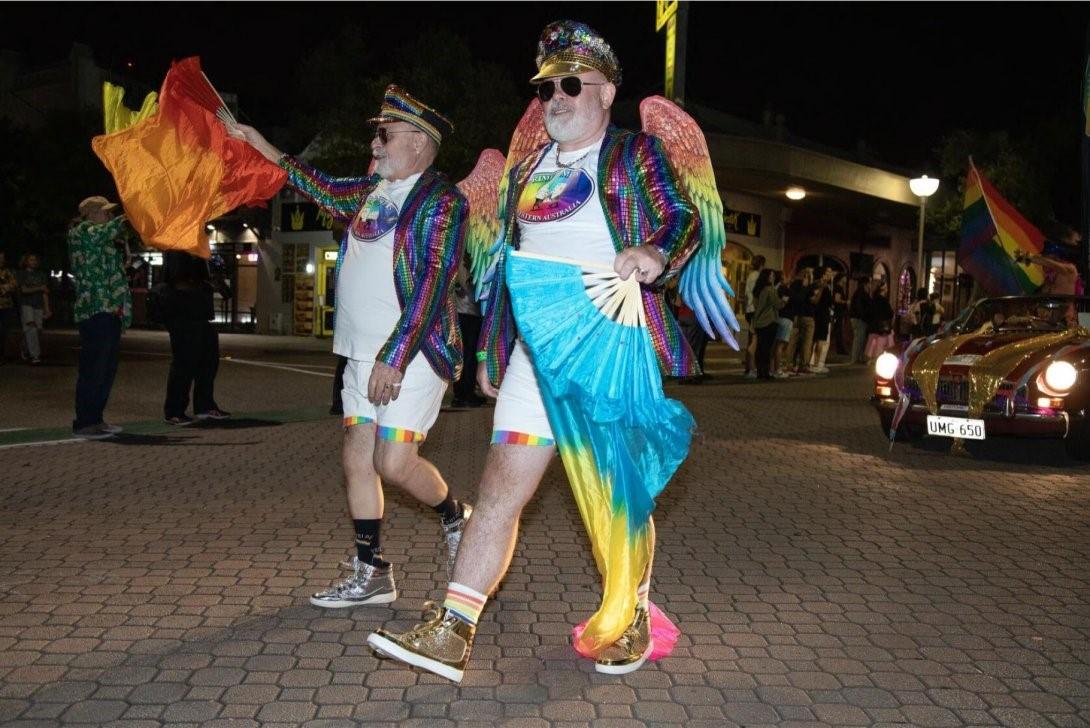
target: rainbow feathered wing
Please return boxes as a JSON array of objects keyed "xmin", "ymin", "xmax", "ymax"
[
  {"xmin": 456, "ymin": 149, "xmax": 506, "ymax": 299},
  {"xmin": 640, "ymin": 96, "xmax": 740, "ymax": 349}
]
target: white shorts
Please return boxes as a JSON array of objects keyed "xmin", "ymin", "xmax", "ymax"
[
  {"xmin": 491, "ymin": 341, "xmax": 556, "ymax": 447},
  {"xmin": 341, "ymin": 356, "xmax": 446, "ymax": 442}
]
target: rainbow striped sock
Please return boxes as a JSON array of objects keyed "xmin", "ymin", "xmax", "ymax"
[
  {"xmin": 637, "ymin": 581, "xmax": 650, "ymax": 610},
  {"xmin": 490, "ymin": 430, "xmax": 555, "ymax": 447},
  {"xmin": 444, "ymin": 582, "xmax": 488, "ymax": 625}
]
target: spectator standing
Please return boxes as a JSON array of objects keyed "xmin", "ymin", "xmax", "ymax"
[
  {"xmin": 741, "ymin": 254, "xmax": 766, "ymax": 378},
  {"xmin": 809, "ymin": 266, "xmax": 835, "ymax": 373},
  {"xmin": 451, "ymin": 254, "xmax": 484, "ymax": 408},
  {"xmin": 773, "ymin": 273, "xmax": 795, "ymax": 377},
  {"xmin": 751, "ymin": 269, "xmax": 785, "ymax": 379},
  {"xmin": 17, "ymin": 253, "xmax": 51, "ymax": 365},
  {"xmin": 848, "ymin": 277, "xmax": 873, "ymax": 364},
  {"xmin": 161, "ymin": 251, "xmax": 231, "ymax": 425},
  {"xmin": 0, "ymin": 252, "xmax": 18, "ymax": 362},
  {"xmin": 864, "ymin": 280, "xmax": 895, "ymax": 363},
  {"xmin": 784, "ymin": 267, "xmax": 817, "ymax": 375},
  {"xmin": 832, "ymin": 274, "xmax": 849, "ymax": 355},
  {"xmin": 68, "ymin": 196, "xmax": 131, "ymax": 439},
  {"xmin": 926, "ymin": 292, "xmax": 945, "ymax": 335},
  {"xmin": 904, "ymin": 287, "xmax": 931, "ymax": 340}
]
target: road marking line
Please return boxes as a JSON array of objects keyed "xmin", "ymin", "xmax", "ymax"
[
  {"xmin": 0, "ymin": 438, "xmax": 84, "ymax": 451},
  {"xmin": 224, "ymin": 358, "xmax": 335, "ymax": 378},
  {"xmin": 70, "ymin": 347, "xmax": 338, "ymax": 370},
  {"xmin": 68, "ymin": 346, "xmax": 172, "ymax": 357}
]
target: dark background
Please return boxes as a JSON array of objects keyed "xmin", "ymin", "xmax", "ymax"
[{"xmin": 4, "ymin": 2, "xmax": 1090, "ymax": 223}]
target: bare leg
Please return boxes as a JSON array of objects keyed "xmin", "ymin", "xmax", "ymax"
[
  {"xmin": 451, "ymin": 444, "xmax": 555, "ymax": 595},
  {"xmin": 343, "ymin": 423, "xmax": 382, "ymax": 519},
  {"xmin": 373, "ymin": 439, "xmax": 450, "ymax": 508},
  {"xmin": 744, "ymin": 327, "xmax": 757, "ymax": 372}
]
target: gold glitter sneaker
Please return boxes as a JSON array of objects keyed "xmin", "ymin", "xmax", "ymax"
[
  {"xmin": 367, "ymin": 603, "xmax": 475, "ymax": 683},
  {"xmin": 594, "ymin": 605, "xmax": 654, "ymax": 675}
]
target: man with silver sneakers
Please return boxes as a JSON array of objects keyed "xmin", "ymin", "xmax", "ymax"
[{"xmin": 227, "ymin": 85, "xmax": 472, "ymax": 608}]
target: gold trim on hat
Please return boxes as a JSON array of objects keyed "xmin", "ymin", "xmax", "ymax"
[
  {"xmin": 531, "ymin": 50, "xmax": 618, "ymax": 83},
  {"xmin": 367, "ymin": 111, "xmax": 443, "ymax": 143}
]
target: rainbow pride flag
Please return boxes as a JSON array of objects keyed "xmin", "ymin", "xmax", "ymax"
[
  {"xmin": 92, "ymin": 58, "xmax": 286, "ymax": 259},
  {"xmin": 957, "ymin": 161, "xmax": 1044, "ymax": 296}
]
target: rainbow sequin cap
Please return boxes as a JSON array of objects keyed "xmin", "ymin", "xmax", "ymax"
[
  {"xmin": 531, "ymin": 20, "xmax": 622, "ymax": 85},
  {"xmin": 368, "ymin": 84, "xmax": 453, "ymax": 144}
]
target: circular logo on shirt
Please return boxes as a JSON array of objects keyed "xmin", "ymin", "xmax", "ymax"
[
  {"xmin": 516, "ymin": 168, "xmax": 594, "ymax": 224},
  {"xmin": 350, "ymin": 195, "xmax": 399, "ymax": 241}
]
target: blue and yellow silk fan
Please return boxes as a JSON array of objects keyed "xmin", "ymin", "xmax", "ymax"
[{"xmin": 505, "ymin": 250, "xmax": 694, "ymax": 656}]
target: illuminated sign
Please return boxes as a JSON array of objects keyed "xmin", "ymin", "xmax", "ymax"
[
  {"xmin": 281, "ymin": 202, "xmax": 335, "ymax": 232},
  {"xmin": 724, "ymin": 209, "xmax": 761, "ymax": 238}
]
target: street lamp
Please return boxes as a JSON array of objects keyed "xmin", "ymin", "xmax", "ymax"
[{"xmin": 909, "ymin": 175, "xmax": 940, "ymax": 292}]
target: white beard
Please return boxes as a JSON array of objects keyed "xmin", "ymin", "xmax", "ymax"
[{"xmin": 544, "ymin": 103, "xmax": 601, "ymax": 143}]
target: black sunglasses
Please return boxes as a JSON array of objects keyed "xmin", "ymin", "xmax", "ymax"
[
  {"xmin": 374, "ymin": 127, "xmax": 422, "ymax": 145},
  {"xmin": 536, "ymin": 76, "xmax": 606, "ymax": 102}
]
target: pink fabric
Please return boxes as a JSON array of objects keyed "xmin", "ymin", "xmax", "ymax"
[
  {"xmin": 571, "ymin": 602, "xmax": 680, "ymax": 661},
  {"xmin": 865, "ymin": 333, "xmax": 894, "ymax": 359}
]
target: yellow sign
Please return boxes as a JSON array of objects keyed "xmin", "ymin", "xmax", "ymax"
[
  {"xmin": 656, "ymin": 0, "xmax": 678, "ymax": 31},
  {"xmin": 656, "ymin": 1, "xmax": 679, "ymax": 100}
]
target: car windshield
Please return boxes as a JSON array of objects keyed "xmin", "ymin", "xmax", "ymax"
[{"xmin": 955, "ymin": 297, "xmax": 1090, "ymax": 333}]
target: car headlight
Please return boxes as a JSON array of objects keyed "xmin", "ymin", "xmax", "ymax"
[
  {"xmin": 875, "ymin": 352, "xmax": 900, "ymax": 380},
  {"xmin": 1044, "ymin": 361, "xmax": 1077, "ymax": 392}
]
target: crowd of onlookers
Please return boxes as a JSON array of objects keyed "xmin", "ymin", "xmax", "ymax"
[{"xmin": 738, "ymin": 257, "xmax": 945, "ymax": 380}]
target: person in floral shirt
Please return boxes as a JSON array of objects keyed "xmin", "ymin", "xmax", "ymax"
[{"xmin": 67, "ymin": 196, "xmax": 132, "ymax": 439}]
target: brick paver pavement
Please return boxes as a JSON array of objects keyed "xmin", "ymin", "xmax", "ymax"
[{"xmin": 2, "ymin": 356, "xmax": 1089, "ymax": 727}]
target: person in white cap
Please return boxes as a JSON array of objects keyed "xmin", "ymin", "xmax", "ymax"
[{"xmin": 68, "ymin": 196, "xmax": 131, "ymax": 439}]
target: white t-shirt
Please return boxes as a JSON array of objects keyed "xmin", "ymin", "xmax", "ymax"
[
  {"xmin": 744, "ymin": 269, "xmax": 761, "ymax": 314},
  {"xmin": 333, "ymin": 173, "xmax": 421, "ymax": 361},
  {"xmin": 516, "ymin": 141, "xmax": 616, "ymax": 265}
]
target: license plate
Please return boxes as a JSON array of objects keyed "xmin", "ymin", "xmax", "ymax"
[{"xmin": 926, "ymin": 415, "xmax": 985, "ymax": 440}]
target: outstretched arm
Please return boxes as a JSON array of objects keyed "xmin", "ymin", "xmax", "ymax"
[{"xmin": 223, "ymin": 121, "xmax": 284, "ymax": 163}]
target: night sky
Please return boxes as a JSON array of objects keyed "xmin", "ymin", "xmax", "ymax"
[{"xmin": 5, "ymin": 2, "xmax": 1089, "ymax": 217}]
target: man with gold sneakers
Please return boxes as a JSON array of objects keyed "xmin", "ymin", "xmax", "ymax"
[
  {"xmin": 225, "ymin": 86, "xmax": 472, "ymax": 608},
  {"xmin": 367, "ymin": 20, "xmax": 711, "ymax": 681}
]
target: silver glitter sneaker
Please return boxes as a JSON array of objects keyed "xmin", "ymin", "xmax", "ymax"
[
  {"xmin": 441, "ymin": 503, "xmax": 472, "ymax": 578},
  {"xmin": 309, "ymin": 557, "xmax": 396, "ymax": 608}
]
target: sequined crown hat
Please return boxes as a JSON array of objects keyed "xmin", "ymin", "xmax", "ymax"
[
  {"xmin": 368, "ymin": 84, "xmax": 454, "ymax": 144},
  {"xmin": 531, "ymin": 20, "xmax": 622, "ymax": 85}
]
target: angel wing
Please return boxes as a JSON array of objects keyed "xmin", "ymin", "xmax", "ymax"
[
  {"xmin": 456, "ymin": 148, "xmax": 506, "ymax": 301},
  {"xmin": 464, "ymin": 99, "xmax": 551, "ymax": 307},
  {"xmin": 640, "ymin": 96, "xmax": 740, "ymax": 349},
  {"xmin": 497, "ymin": 99, "xmax": 550, "ymax": 224}
]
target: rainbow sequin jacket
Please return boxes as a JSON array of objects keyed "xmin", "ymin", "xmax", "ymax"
[
  {"xmin": 479, "ymin": 127, "xmax": 702, "ymax": 384},
  {"xmin": 280, "ymin": 157, "xmax": 468, "ymax": 381}
]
